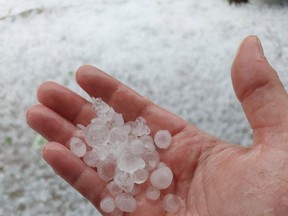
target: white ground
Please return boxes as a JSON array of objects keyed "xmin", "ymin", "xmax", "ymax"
[{"xmin": 0, "ymin": 0, "xmax": 287, "ymax": 215}]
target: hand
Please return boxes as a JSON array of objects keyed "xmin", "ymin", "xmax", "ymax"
[{"xmin": 26, "ymin": 36, "xmax": 288, "ymax": 216}]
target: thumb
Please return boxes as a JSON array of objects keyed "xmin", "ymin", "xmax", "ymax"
[{"xmin": 231, "ymin": 36, "xmax": 288, "ymax": 150}]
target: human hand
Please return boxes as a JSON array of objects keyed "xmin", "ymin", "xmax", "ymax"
[{"xmin": 26, "ymin": 36, "xmax": 288, "ymax": 216}]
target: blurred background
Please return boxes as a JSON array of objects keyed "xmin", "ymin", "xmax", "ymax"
[{"xmin": 0, "ymin": 0, "xmax": 287, "ymax": 215}]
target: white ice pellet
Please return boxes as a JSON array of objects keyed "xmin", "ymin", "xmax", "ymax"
[
  {"xmin": 109, "ymin": 127, "xmax": 128, "ymax": 144},
  {"xmin": 150, "ymin": 166, "xmax": 173, "ymax": 190},
  {"xmin": 163, "ymin": 194, "xmax": 181, "ymax": 213},
  {"xmin": 97, "ymin": 158, "xmax": 116, "ymax": 182},
  {"xmin": 132, "ymin": 168, "xmax": 149, "ymax": 184},
  {"xmin": 129, "ymin": 139, "xmax": 145, "ymax": 155},
  {"xmin": 92, "ymin": 145, "xmax": 109, "ymax": 160},
  {"xmin": 142, "ymin": 151, "xmax": 160, "ymax": 170},
  {"xmin": 84, "ymin": 124, "xmax": 109, "ymax": 147},
  {"xmin": 69, "ymin": 97, "xmax": 179, "ymax": 214},
  {"xmin": 130, "ymin": 185, "xmax": 141, "ymax": 196},
  {"xmin": 92, "ymin": 97, "xmax": 110, "ymax": 115},
  {"xmin": 107, "ymin": 181, "xmax": 123, "ymax": 196},
  {"xmin": 117, "ymin": 151, "xmax": 145, "ymax": 173},
  {"xmin": 83, "ymin": 151, "xmax": 99, "ymax": 167},
  {"xmin": 114, "ymin": 171, "xmax": 134, "ymax": 193},
  {"xmin": 122, "ymin": 124, "xmax": 132, "ymax": 134},
  {"xmin": 142, "ymin": 125, "xmax": 151, "ymax": 135},
  {"xmin": 115, "ymin": 193, "xmax": 137, "ymax": 213},
  {"xmin": 139, "ymin": 135, "xmax": 155, "ymax": 151},
  {"xmin": 110, "ymin": 208, "xmax": 124, "ymax": 216},
  {"xmin": 154, "ymin": 130, "xmax": 172, "ymax": 149},
  {"xmin": 69, "ymin": 137, "xmax": 86, "ymax": 157},
  {"xmin": 106, "ymin": 107, "xmax": 116, "ymax": 121},
  {"xmin": 146, "ymin": 186, "xmax": 160, "ymax": 201},
  {"xmin": 131, "ymin": 117, "xmax": 145, "ymax": 136},
  {"xmin": 100, "ymin": 196, "xmax": 116, "ymax": 213},
  {"xmin": 111, "ymin": 113, "xmax": 124, "ymax": 127}
]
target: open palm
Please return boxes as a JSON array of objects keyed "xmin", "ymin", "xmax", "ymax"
[{"xmin": 26, "ymin": 36, "xmax": 288, "ymax": 216}]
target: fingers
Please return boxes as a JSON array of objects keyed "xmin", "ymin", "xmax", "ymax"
[
  {"xmin": 34, "ymin": 66, "xmax": 189, "ymax": 138},
  {"xmin": 231, "ymin": 36, "xmax": 288, "ymax": 148},
  {"xmin": 42, "ymin": 142, "xmax": 106, "ymax": 210},
  {"xmin": 26, "ymin": 104, "xmax": 76, "ymax": 146},
  {"xmin": 37, "ymin": 81, "xmax": 96, "ymax": 126}
]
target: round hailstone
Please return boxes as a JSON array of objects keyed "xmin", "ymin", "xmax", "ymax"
[
  {"xmin": 150, "ymin": 166, "xmax": 173, "ymax": 190},
  {"xmin": 109, "ymin": 127, "xmax": 128, "ymax": 145},
  {"xmin": 107, "ymin": 181, "xmax": 123, "ymax": 196},
  {"xmin": 154, "ymin": 130, "xmax": 172, "ymax": 149},
  {"xmin": 163, "ymin": 194, "xmax": 181, "ymax": 213},
  {"xmin": 84, "ymin": 124, "xmax": 109, "ymax": 147},
  {"xmin": 146, "ymin": 186, "xmax": 160, "ymax": 201},
  {"xmin": 115, "ymin": 193, "xmax": 137, "ymax": 213},
  {"xmin": 97, "ymin": 158, "xmax": 117, "ymax": 182},
  {"xmin": 117, "ymin": 151, "xmax": 145, "ymax": 173},
  {"xmin": 114, "ymin": 171, "xmax": 134, "ymax": 193},
  {"xmin": 100, "ymin": 196, "xmax": 116, "ymax": 213},
  {"xmin": 83, "ymin": 151, "xmax": 100, "ymax": 167},
  {"xmin": 70, "ymin": 137, "xmax": 86, "ymax": 157},
  {"xmin": 132, "ymin": 168, "xmax": 149, "ymax": 184}
]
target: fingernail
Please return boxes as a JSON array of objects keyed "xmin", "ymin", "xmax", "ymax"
[
  {"xmin": 42, "ymin": 142, "xmax": 65, "ymax": 158},
  {"xmin": 255, "ymin": 36, "xmax": 265, "ymax": 59}
]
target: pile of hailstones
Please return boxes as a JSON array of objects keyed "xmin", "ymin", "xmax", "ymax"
[{"xmin": 70, "ymin": 98, "xmax": 181, "ymax": 215}]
